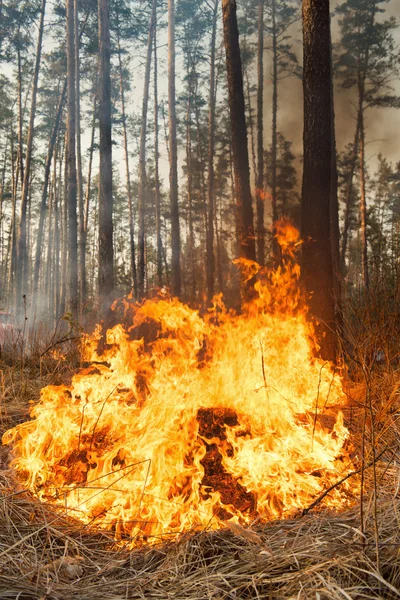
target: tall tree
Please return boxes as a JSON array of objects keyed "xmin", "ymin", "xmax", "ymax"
[
  {"xmin": 301, "ymin": 0, "xmax": 336, "ymax": 360},
  {"xmin": 256, "ymin": 0, "xmax": 264, "ymax": 267},
  {"xmin": 168, "ymin": 0, "xmax": 181, "ymax": 297},
  {"xmin": 66, "ymin": 0, "xmax": 78, "ymax": 316},
  {"xmin": 221, "ymin": 0, "xmax": 256, "ymax": 275},
  {"xmin": 138, "ymin": 0, "xmax": 157, "ymax": 300},
  {"xmin": 206, "ymin": 0, "xmax": 219, "ymax": 302},
  {"xmin": 98, "ymin": 0, "xmax": 114, "ymax": 307}
]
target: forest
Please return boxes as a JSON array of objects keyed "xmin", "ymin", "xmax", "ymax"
[{"xmin": 0, "ymin": 0, "xmax": 400, "ymax": 598}]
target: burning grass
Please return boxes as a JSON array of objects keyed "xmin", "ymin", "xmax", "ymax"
[{"xmin": 1, "ymin": 319, "xmax": 400, "ymax": 599}]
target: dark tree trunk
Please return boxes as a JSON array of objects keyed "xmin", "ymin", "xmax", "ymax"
[
  {"xmin": 271, "ymin": 0, "xmax": 278, "ymax": 260},
  {"xmin": 74, "ymin": 0, "xmax": 85, "ymax": 312},
  {"xmin": 66, "ymin": 0, "xmax": 78, "ymax": 317},
  {"xmin": 301, "ymin": 0, "xmax": 336, "ymax": 360},
  {"xmin": 138, "ymin": 0, "xmax": 157, "ymax": 299},
  {"xmin": 98, "ymin": 0, "xmax": 114, "ymax": 307},
  {"xmin": 329, "ymin": 34, "xmax": 342, "ymax": 326},
  {"xmin": 168, "ymin": 0, "xmax": 181, "ymax": 297},
  {"xmin": 256, "ymin": 0, "xmax": 264, "ymax": 266},
  {"xmin": 154, "ymin": 20, "xmax": 163, "ymax": 288},
  {"xmin": 206, "ymin": 0, "xmax": 219, "ymax": 302},
  {"xmin": 359, "ymin": 109, "xmax": 369, "ymax": 291},
  {"xmin": 221, "ymin": 0, "xmax": 256, "ymax": 274},
  {"xmin": 116, "ymin": 30, "xmax": 137, "ymax": 297}
]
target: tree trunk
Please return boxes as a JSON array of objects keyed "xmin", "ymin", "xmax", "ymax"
[
  {"xmin": 206, "ymin": 0, "xmax": 219, "ymax": 302},
  {"xmin": 16, "ymin": 0, "xmax": 46, "ymax": 316},
  {"xmin": 185, "ymin": 86, "xmax": 195, "ymax": 301},
  {"xmin": 221, "ymin": 0, "xmax": 256, "ymax": 273},
  {"xmin": 74, "ymin": 0, "xmax": 85, "ymax": 312},
  {"xmin": 329, "ymin": 33, "xmax": 342, "ymax": 325},
  {"xmin": 83, "ymin": 85, "xmax": 97, "ymax": 298},
  {"xmin": 116, "ymin": 24, "xmax": 136, "ymax": 298},
  {"xmin": 256, "ymin": 0, "xmax": 264, "ymax": 266},
  {"xmin": 359, "ymin": 109, "xmax": 369, "ymax": 291},
  {"xmin": 301, "ymin": 0, "xmax": 336, "ymax": 360},
  {"xmin": 59, "ymin": 131, "xmax": 68, "ymax": 317},
  {"xmin": 339, "ymin": 119, "xmax": 360, "ymax": 274},
  {"xmin": 66, "ymin": 0, "xmax": 79, "ymax": 317},
  {"xmin": 138, "ymin": 0, "xmax": 157, "ymax": 299},
  {"xmin": 98, "ymin": 0, "xmax": 114, "ymax": 308},
  {"xmin": 271, "ymin": 0, "xmax": 279, "ymax": 260},
  {"xmin": 154, "ymin": 20, "xmax": 163, "ymax": 288},
  {"xmin": 168, "ymin": 0, "xmax": 181, "ymax": 297}
]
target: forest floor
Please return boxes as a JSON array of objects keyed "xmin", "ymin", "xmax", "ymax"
[{"xmin": 0, "ymin": 339, "xmax": 400, "ymax": 599}]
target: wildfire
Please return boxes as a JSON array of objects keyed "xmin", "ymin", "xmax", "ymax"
[{"xmin": 3, "ymin": 221, "xmax": 357, "ymax": 543}]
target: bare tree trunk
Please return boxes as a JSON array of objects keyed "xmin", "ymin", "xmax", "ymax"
[
  {"xmin": 59, "ymin": 132, "xmax": 68, "ymax": 317},
  {"xmin": 340, "ymin": 119, "xmax": 360, "ymax": 274},
  {"xmin": 9, "ymin": 125, "xmax": 18, "ymax": 302},
  {"xmin": 98, "ymin": 0, "xmax": 114, "ymax": 307},
  {"xmin": 74, "ymin": 0, "xmax": 85, "ymax": 312},
  {"xmin": 138, "ymin": 0, "xmax": 157, "ymax": 299},
  {"xmin": 359, "ymin": 109, "xmax": 369, "ymax": 291},
  {"xmin": 271, "ymin": 0, "xmax": 278, "ymax": 260},
  {"xmin": 17, "ymin": 44, "xmax": 24, "ymax": 187},
  {"xmin": 16, "ymin": 0, "xmax": 46, "ymax": 315},
  {"xmin": 115, "ymin": 27, "xmax": 137, "ymax": 297},
  {"xmin": 206, "ymin": 0, "xmax": 219, "ymax": 302},
  {"xmin": 185, "ymin": 87, "xmax": 195, "ymax": 301},
  {"xmin": 222, "ymin": 0, "xmax": 256, "ymax": 273},
  {"xmin": 329, "ymin": 33, "xmax": 342, "ymax": 325},
  {"xmin": 256, "ymin": 0, "xmax": 264, "ymax": 266},
  {"xmin": 66, "ymin": 0, "xmax": 79, "ymax": 317},
  {"xmin": 154, "ymin": 21, "xmax": 163, "ymax": 288},
  {"xmin": 301, "ymin": 0, "xmax": 336, "ymax": 360},
  {"xmin": 168, "ymin": 0, "xmax": 181, "ymax": 297}
]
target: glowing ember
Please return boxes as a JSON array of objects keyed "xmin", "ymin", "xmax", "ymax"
[{"xmin": 3, "ymin": 221, "xmax": 357, "ymax": 542}]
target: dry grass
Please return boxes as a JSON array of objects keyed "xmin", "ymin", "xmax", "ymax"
[{"xmin": 1, "ymin": 324, "xmax": 400, "ymax": 599}]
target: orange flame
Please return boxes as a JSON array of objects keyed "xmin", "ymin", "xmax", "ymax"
[{"xmin": 3, "ymin": 221, "xmax": 357, "ymax": 543}]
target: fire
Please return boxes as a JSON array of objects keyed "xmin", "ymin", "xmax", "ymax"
[{"xmin": 3, "ymin": 221, "xmax": 357, "ymax": 543}]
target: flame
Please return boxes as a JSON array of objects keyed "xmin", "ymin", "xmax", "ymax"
[{"xmin": 3, "ymin": 222, "xmax": 357, "ymax": 543}]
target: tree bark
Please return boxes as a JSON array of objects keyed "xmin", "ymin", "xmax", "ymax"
[
  {"xmin": 74, "ymin": 0, "xmax": 85, "ymax": 312},
  {"xmin": 301, "ymin": 0, "xmax": 336, "ymax": 360},
  {"xmin": 138, "ymin": 0, "xmax": 157, "ymax": 299},
  {"xmin": 271, "ymin": 0, "xmax": 278, "ymax": 260},
  {"xmin": 168, "ymin": 0, "xmax": 181, "ymax": 297},
  {"xmin": 256, "ymin": 0, "xmax": 264, "ymax": 266},
  {"xmin": 221, "ymin": 0, "xmax": 256, "ymax": 275},
  {"xmin": 98, "ymin": 0, "xmax": 114, "ymax": 308},
  {"xmin": 359, "ymin": 109, "xmax": 369, "ymax": 291},
  {"xmin": 329, "ymin": 33, "xmax": 342, "ymax": 325},
  {"xmin": 339, "ymin": 119, "xmax": 360, "ymax": 274},
  {"xmin": 66, "ymin": 0, "xmax": 78, "ymax": 317},
  {"xmin": 206, "ymin": 0, "xmax": 219, "ymax": 302},
  {"xmin": 154, "ymin": 20, "xmax": 163, "ymax": 288},
  {"xmin": 16, "ymin": 0, "xmax": 46, "ymax": 315}
]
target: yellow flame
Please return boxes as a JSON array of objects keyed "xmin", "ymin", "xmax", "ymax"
[{"xmin": 3, "ymin": 221, "xmax": 357, "ymax": 543}]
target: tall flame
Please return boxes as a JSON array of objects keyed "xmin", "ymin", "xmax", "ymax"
[{"xmin": 3, "ymin": 221, "xmax": 357, "ymax": 542}]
